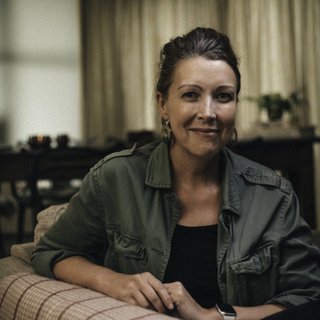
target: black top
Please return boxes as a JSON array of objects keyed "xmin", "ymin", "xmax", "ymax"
[{"xmin": 163, "ymin": 224, "xmax": 220, "ymax": 308}]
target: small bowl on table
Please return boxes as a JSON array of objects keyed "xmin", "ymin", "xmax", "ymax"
[
  {"xmin": 28, "ymin": 135, "xmax": 52, "ymax": 149},
  {"xmin": 56, "ymin": 134, "xmax": 70, "ymax": 148}
]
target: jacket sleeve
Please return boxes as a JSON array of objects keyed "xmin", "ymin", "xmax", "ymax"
[
  {"xmin": 267, "ymin": 190, "xmax": 320, "ymax": 307},
  {"xmin": 31, "ymin": 166, "xmax": 107, "ymax": 278}
]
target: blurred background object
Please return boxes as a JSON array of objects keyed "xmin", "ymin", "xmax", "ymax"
[{"xmin": 28, "ymin": 135, "xmax": 52, "ymax": 149}]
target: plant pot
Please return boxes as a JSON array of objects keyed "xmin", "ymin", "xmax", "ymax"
[{"xmin": 267, "ymin": 104, "xmax": 284, "ymax": 121}]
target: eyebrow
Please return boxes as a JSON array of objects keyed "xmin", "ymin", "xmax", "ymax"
[
  {"xmin": 177, "ymin": 84, "xmax": 236, "ymax": 90},
  {"xmin": 177, "ymin": 84, "xmax": 202, "ymax": 90}
]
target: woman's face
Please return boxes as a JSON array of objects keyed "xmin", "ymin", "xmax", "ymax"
[{"xmin": 157, "ymin": 56, "xmax": 237, "ymax": 159}]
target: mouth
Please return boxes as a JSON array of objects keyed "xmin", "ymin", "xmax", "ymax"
[{"xmin": 189, "ymin": 128, "xmax": 220, "ymax": 134}]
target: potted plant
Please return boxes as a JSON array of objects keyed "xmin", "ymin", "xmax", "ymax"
[
  {"xmin": 256, "ymin": 93, "xmax": 291, "ymax": 121},
  {"xmin": 246, "ymin": 90, "xmax": 305, "ymax": 122}
]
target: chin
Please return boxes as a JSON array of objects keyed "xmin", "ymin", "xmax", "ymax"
[
  {"xmin": 172, "ymin": 138, "xmax": 225, "ymax": 159},
  {"xmin": 188, "ymin": 143, "xmax": 222, "ymax": 159}
]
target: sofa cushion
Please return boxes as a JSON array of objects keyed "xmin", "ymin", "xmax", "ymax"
[
  {"xmin": 10, "ymin": 243, "xmax": 35, "ymax": 264},
  {"xmin": 8, "ymin": 204, "xmax": 68, "ymax": 265},
  {"xmin": 34, "ymin": 203, "xmax": 68, "ymax": 244},
  {"xmin": 0, "ymin": 273, "xmax": 176, "ymax": 320}
]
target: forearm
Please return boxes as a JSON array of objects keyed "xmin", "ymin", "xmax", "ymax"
[
  {"xmin": 53, "ymin": 256, "xmax": 117, "ymax": 296},
  {"xmin": 233, "ymin": 304, "xmax": 285, "ymax": 320},
  {"xmin": 198, "ymin": 304, "xmax": 285, "ymax": 320}
]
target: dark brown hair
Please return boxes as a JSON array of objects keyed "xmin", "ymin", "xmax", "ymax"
[{"xmin": 156, "ymin": 27, "xmax": 241, "ymax": 100}]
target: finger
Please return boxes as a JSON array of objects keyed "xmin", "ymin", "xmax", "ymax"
[
  {"xmin": 132, "ymin": 290, "xmax": 152, "ymax": 310},
  {"xmin": 164, "ymin": 281, "xmax": 182, "ymax": 294},
  {"xmin": 147, "ymin": 277, "xmax": 175, "ymax": 311},
  {"xmin": 139, "ymin": 282, "xmax": 168, "ymax": 313},
  {"xmin": 163, "ymin": 282, "xmax": 186, "ymax": 306}
]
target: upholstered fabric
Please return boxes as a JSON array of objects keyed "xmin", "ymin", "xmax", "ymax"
[
  {"xmin": 0, "ymin": 273, "xmax": 176, "ymax": 320},
  {"xmin": 34, "ymin": 203, "xmax": 68, "ymax": 244},
  {"xmin": 5, "ymin": 204, "xmax": 68, "ymax": 267},
  {"xmin": 10, "ymin": 243, "xmax": 35, "ymax": 265},
  {"xmin": 0, "ymin": 257, "xmax": 34, "ymax": 280}
]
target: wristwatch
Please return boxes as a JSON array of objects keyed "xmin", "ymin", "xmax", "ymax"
[{"xmin": 215, "ymin": 303, "xmax": 237, "ymax": 320}]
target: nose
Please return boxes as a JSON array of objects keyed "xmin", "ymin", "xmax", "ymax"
[{"xmin": 197, "ymin": 97, "xmax": 217, "ymax": 122}]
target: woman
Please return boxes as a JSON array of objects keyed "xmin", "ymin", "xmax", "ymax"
[{"xmin": 32, "ymin": 28, "xmax": 320, "ymax": 320}]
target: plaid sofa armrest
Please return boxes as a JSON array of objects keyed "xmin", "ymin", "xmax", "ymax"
[{"xmin": 0, "ymin": 273, "xmax": 177, "ymax": 320}]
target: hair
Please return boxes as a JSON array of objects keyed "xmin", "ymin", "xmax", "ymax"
[{"xmin": 156, "ymin": 27, "xmax": 241, "ymax": 100}]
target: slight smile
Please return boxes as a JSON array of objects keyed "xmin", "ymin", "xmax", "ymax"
[{"xmin": 189, "ymin": 128, "xmax": 219, "ymax": 135}]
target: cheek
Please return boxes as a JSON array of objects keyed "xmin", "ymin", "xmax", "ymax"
[
  {"xmin": 170, "ymin": 118, "xmax": 186, "ymax": 138},
  {"xmin": 167, "ymin": 107, "xmax": 189, "ymax": 129},
  {"xmin": 219, "ymin": 105, "xmax": 236, "ymax": 126}
]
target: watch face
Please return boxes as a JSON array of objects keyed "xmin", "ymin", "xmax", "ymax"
[{"xmin": 218, "ymin": 303, "xmax": 237, "ymax": 316}]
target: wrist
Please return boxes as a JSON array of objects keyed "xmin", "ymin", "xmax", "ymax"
[
  {"xmin": 215, "ymin": 303, "xmax": 237, "ymax": 320},
  {"xmin": 91, "ymin": 265, "xmax": 117, "ymax": 294},
  {"xmin": 199, "ymin": 307, "xmax": 223, "ymax": 320}
]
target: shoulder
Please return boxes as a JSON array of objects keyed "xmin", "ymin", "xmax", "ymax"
[
  {"xmin": 91, "ymin": 140, "xmax": 161, "ymax": 174},
  {"xmin": 224, "ymin": 148, "xmax": 292, "ymax": 194}
]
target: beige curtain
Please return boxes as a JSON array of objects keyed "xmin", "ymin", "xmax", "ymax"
[{"xmin": 227, "ymin": 0, "xmax": 320, "ymax": 132}]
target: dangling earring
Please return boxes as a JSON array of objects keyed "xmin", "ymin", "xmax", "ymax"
[
  {"xmin": 229, "ymin": 128, "xmax": 238, "ymax": 147},
  {"xmin": 161, "ymin": 117, "xmax": 172, "ymax": 144}
]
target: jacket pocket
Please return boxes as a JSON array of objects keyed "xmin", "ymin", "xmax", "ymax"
[
  {"xmin": 227, "ymin": 242, "xmax": 279, "ymax": 306},
  {"xmin": 105, "ymin": 226, "xmax": 147, "ymax": 273}
]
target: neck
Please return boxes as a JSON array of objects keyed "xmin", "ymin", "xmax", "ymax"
[{"xmin": 170, "ymin": 147, "xmax": 222, "ymax": 188}]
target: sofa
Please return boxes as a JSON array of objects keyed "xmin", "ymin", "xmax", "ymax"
[{"xmin": 0, "ymin": 204, "xmax": 177, "ymax": 320}]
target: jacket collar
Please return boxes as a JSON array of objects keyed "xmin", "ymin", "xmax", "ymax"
[
  {"xmin": 145, "ymin": 142, "xmax": 241, "ymax": 216},
  {"xmin": 145, "ymin": 142, "xmax": 172, "ymax": 188}
]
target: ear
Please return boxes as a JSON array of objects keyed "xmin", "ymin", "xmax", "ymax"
[{"xmin": 156, "ymin": 92, "xmax": 167, "ymax": 118}]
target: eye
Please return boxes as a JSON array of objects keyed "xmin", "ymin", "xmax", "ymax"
[
  {"xmin": 216, "ymin": 92, "xmax": 235, "ymax": 103},
  {"xmin": 182, "ymin": 91, "xmax": 199, "ymax": 101}
]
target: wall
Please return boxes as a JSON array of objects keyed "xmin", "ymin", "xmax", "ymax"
[{"xmin": 0, "ymin": 0, "xmax": 81, "ymax": 146}]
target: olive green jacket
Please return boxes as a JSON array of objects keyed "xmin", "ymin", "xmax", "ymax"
[{"xmin": 32, "ymin": 141, "xmax": 320, "ymax": 308}]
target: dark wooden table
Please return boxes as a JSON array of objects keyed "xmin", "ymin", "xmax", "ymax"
[{"xmin": 0, "ymin": 146, "xmax": 116, "ymax": 181}]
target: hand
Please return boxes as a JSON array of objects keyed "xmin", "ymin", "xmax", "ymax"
[
  {"xmin": 53, "ymin": 257, "xmax": 174, "ymax": 313},
  {"xmin": 105, "ymin": 271, "xmax": 174, "ymax": 313},
  {"xmin": 164, "ymin": 282, "xmax": 218, "ymax": 320}
]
